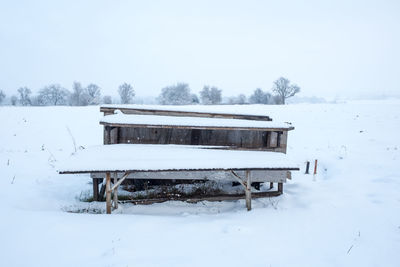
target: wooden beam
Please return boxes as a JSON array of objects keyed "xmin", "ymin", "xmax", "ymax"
[
  {"xmin": 92, "ymin": 178, "xmax": 99, "ymax": 201},
  {"xmin": 106, "ymin": 172, "xmax": 111, "ymax": 214},
  {"xmin": 113, "ymin": 173, "xmax": 118, "ymax": 209},
  {"xmin": 108, "ymin": 172, "xmax": 130, "ymax": 192},
  {"xmin": 100, "ymin": 122, "xmax": 294, "ymax": 132},
  {"xmin": 230, "ymin": 170, "xmax": 245, "ymax": 187},
  {"xmin": 278, "ymin": 182, "xmax": 283, "ymax": 193},
  {"xmin": 100, "ymin": 106, "xmax": 273, "ymax": 121},
  {"xmin": 245, "ymin": 170, "xmax": 251, "ymax": 211},
  {"xmin": 61, "ymin": 167, "xmax": 300, "ymax": 175},
  {"xmin": 99, "ymin": 179, "xmax": 106, "ymax": 201},
  {"xmin": 125, "ymin": 191, "xmax": 283, "ymax": 205}
]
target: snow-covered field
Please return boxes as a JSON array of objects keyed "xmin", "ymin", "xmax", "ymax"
[{"xmin": 0, "ymin": 100, "xmax": 399, "ymax": 267}]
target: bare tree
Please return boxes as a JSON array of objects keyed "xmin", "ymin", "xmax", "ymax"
[
  {"xmin": 17, "ymin": 87, "xmax": 32, "ymax": 106},
  {"xmin": 158, "ymin": 83, "xmax": 195, "ymax": 105},
  {"xmin": 228, "ymin": 94, "xmax": 247, "ymax": 104},
  {"xmin": 70, "ymin": 81, "xmax": 86, "ymax": 106},
  {"xmin": 249, "ymin": 88, "xmax": 271, "ymax": 104},
  {"xmin": 0, "ymin": 90, "xmax": 5, "ymax": 104},
  {"xmin": 200, "ymin": 85, "xmax": 222, "ymax": 105},
  {"xmin": 191, "ymin": 94, "xmax": 199, "ymax": 104},
  {"xmin": 103, "ymin": 95, "xmax": 112, "ymax": 104},
  {"xmin": 11, "ymin": 95, "xmax": 18, "ymax": 106},
  {"xmin": 118, "ymin": 83, "xmax": 135, "ymax": 104},
  {"xmin": 272, "ymin": 77, "xmax": 300, "ymax": 104},
  {"xmin": 85, "ymin": 83, "xmax": 101, "ymax": 105},
  {"xmin": 38, "ymin": 84, "xmax": 70, "ymax": 105}
]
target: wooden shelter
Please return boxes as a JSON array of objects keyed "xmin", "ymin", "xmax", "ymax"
[{"xmin": 58, "ymin": 105, "xmax": 299, "ymax": 213}]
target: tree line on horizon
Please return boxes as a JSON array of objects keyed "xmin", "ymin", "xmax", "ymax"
[{"xmin": 0, "ymin": 77, "xmax": 300, "ymax": 106}]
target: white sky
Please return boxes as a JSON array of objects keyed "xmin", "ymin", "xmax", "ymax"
[{"xmin": 1, "ymin": 0, "xmax": 399, "ymax": 99}]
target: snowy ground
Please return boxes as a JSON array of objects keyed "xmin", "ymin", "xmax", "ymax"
[{"xmin": 0, "ymin": 100, "xmax": 399, "ymax": 267}]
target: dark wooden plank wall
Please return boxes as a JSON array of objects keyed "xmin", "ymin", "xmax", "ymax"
[{"xmin": 108, "ymin": 127, "xmax": 288, "ymax": 152}]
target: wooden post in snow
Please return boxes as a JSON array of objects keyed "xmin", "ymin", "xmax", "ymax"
[
  {"xmin": 314, "ymin": 159, "xmax": 318, "ymax": 175},
  {"xmin": 106, "ymin": 172, "xmax": 111, "ymax": 214},
  {"xmin": 305, "ymin": 161, "xmax": 310, "ymax": 174},
  {"xmin": 278, "ymin": 182, "xmax": 283, "ymax": 194},
  {"xmin": 93, "ymin": 178, "xmax": 99, "ymax": 201},
  {"xmin": 245, "ymin": 170, "xmax": 251, "ymax": 211},
  {"xmin": 113, "ymin": 173, "xmax": 118, "ymax": 209}
]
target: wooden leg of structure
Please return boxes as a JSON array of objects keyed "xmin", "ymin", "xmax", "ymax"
[
  {"xmin": 245, "ymin": 170, "xmax": 251, "ymax": 211},
  {"xmin": 269, "ymin": 182, "xmax": 273, "ymax": 189},
  {"xmin": 278, "ymin": 182, "xmax": 283, "ymax": 194},
  {"xmin": 93, "ymin": 178, "xmax": 99, "ymax": 201},
  {"xmin": 113, "ymin": 173, "xmax": 118, "ymax": 209},
  {"xmin": 106, "ymin": 172, "xmax": 111, "ymax": 214}
]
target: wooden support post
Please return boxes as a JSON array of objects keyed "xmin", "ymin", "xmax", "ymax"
[
  {"xmin": 269, "ymin": 182, "xmax": 273, "ymax": 189},
  {"xmin": 245, "ymin": 170, "xmax": 251, "ymax": 211},
  {"xmin": 305, "ymin": 161, "xmax": 310, "ymax": 174},
  {"xmin": 276, "ymin": 131, "xmax": 282, "ymax": 147},
  {"xmin": 99, "ymin": 179, "xmax": 106, "ymax": 201},
  {"xmin": 278, "ymin": 182, "xmax": 283, "ymax": 194},
  {"xmin": 106, "ymin": 172, "xmax": 111, "ymax": 214},
  {"xmin": 113, "ymin": 173, "xmax": 118, "ymax": 209},
  {"xmin": 93, "ymin": 178, "xmax": 99, "ymax": 201},
  {"xmin": 105, "ymin": 126, "xmax": 111, "ymax": 145},
  {"xmin": 314, "ymin": 159, "xmax": 318, "ymax": 175}
]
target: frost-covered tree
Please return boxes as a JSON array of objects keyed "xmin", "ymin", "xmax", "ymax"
[
  {"xmin": 272, "ymin": 94, "xmax": 283, "ymax": 104},
  {"xmin": 200, "ymin": 86, "xmax": 222, "ymax": 105},
  {"xmin": 103, "ymin": 95, "xmax": 112, "ymax": 104},
  {"xmin": 17, "ymin": 87, "xmax": 32, "ymax": 106},
  {"xmin": 158, "ymin": 83, "xmax": 195, "ymax": 105},
  {"xmin": 236, "ymin": 94, "xmax": 247, "ymax": 104},
  {"xmin": 38, "ymin": 84, "xmax": 70, "ymax": 105},
  {"xmin": 0, "ymin": 90, "xmax": 5, "ymax": 104},
  {"xmin": 85, "ymin": 83, "xmax": 101, "ymax": 105},
  {"xmin": 272, "ymin": 77, "xmax": 300, "ymax": 104},
  {"xmin": 228, "ymin": 94, "xmax": 247, "ymax": 104},
  {"xmin": 11, "ymin": 95, "xmax": 18, "ymax": 105},
  {"xmin": 191, "ymin": 94, "xmax": 199, "ymax": 104},
  {"xmin": 70, "ymin": 81, "xmax": 86, "ymax": 106},
  {"xmin": 118, "ymin": 83, "xmax": 135, "ymax": 104},
  {"xmin": 249, "ymin": 88, "xmax": 271, "ymax": 104}
]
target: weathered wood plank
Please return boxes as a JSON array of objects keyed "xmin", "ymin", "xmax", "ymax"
[
  {"xmin": 101, "ymin": 122, "xmax": 294, "ymax": 132},
  {"xmin": 106, "ymin": 172, "xmax": 111, "ymax": 214},
  {"xmin": 113, "ymin": 173, "xmax": 118, "ymax": 209},
  {"xmin": 245, "ymin": 170, "xmax": 251, "ymax": 211},
  {"xmin": 92, "ymin": 178, "xmax": 99, "ymax": 201},
  {"xmin": 109, "ymin": 172, "xmax": 130, "ymax": 192},
  {"xmin": 122, "ymin": 190, "xmax": 283, "ymax": 205},
  {"xmin": 100, "ymin": 106, "xmax": 272, "ymax": 121},
  {"xmin": 117, "ymin": 127, "xmax": 288, "ymax": 150},
  {"xmin": 91, "ymin": 170, "xmax": 290, "ymax": 183},
  {"xmin": 278, "ymin": 182, "xmax": 283, "ymax": 193}
]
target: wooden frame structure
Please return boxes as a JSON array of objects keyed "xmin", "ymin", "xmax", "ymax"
[
  {"xmin": 61, "ymin": 167, "xmax": 297, "ymax": 213},
  {"xmin": 59, "ymin": 105, "xmax": 298, "ymax": 214}
]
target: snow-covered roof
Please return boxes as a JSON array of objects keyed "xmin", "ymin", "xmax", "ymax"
[
  {"xmin": 100, "ymin": 104, "xmax": 271, "ymax": 117},
  {"xmin": 100, "ymin": 113, "xmax": 294, "ymax": 131},
  {"xmin": 59, "ymin": 144, "xmax": 299, "ymax": 174}
]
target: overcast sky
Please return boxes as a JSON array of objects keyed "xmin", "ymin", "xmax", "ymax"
[{"xmin": 1, "ymin": 0, "xmax": 399, "ymax": 99}]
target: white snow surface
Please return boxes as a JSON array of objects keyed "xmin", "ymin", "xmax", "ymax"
[
  {"xmin": 59, "ymin": 144, "xmax": 298, "ymax": 173},
  {"xmin": 100, "ymin": 113, "xmax": 293, "ymax": 129},
  {"xmin": 1, "ymin": 100, "xmax": 400, "ymax": 267}
]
